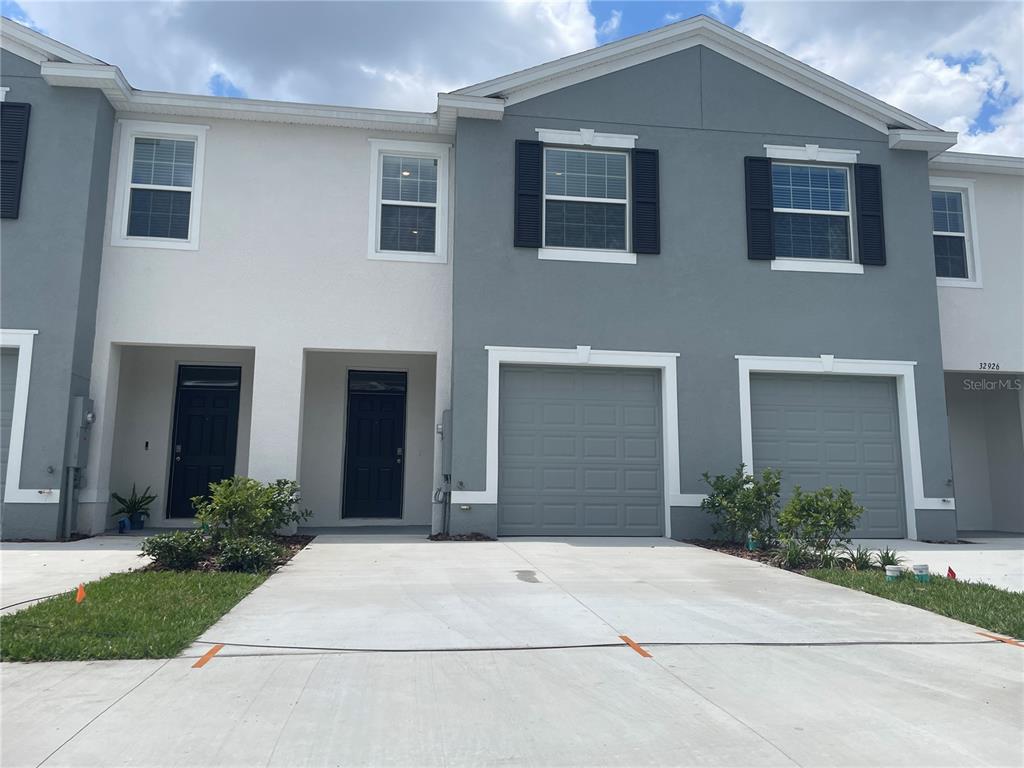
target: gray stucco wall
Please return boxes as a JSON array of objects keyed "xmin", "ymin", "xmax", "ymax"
[
  {"xmin": 0, "ymin": 50, "xmax": 114, "ymax": 538},
  {"xmin": 449, "ymin": 46, "xmax": 954, "ymax": 539}
]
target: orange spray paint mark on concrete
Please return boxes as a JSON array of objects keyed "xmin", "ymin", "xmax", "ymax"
[
  {"xmin": 620, "ymin": 635, "xmax": 652, "ymax": 658},
  {"xmin": 977, "ymin": 631, "xmax": 1024, "ymax": 648},
  {"xmin": 192, "ymin": 644, "xmax": 225, "ymax": 668}
]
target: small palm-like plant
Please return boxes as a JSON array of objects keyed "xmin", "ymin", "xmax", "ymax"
[
  {"xmin": 111, "ymin": 485, "xmax": 157, "ymax": 528},
  {"xmin": 843, "ymin": 544, "xmax": 876, "ymax": 571},
  {"xmin": 876, "ymin": 547, "xmax": 904, "ymax": 568}
]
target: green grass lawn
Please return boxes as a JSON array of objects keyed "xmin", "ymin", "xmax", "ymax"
[
  {"xmin": 808, "ymin": 569, "xmax": 1024, "ymax": 640},
  {"xmin": 1, "ymin": 570, "xmax": 265, "ymax": 662}
]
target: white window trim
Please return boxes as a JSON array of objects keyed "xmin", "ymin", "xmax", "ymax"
[
  {"xmin": 536, "ymin": 127, "xmax": 638, "ymax": 149},
  {"xmin": 930, "ymin": 177, "xmax": 982, "ymax": 288},
  {"xmin": 736, "ymin": 354, "xmax": 956, "ymax": 541},
  {"xmin": 110, "ymin": 120, "xmax": 208, "ymax": 251},
  {"xmin": 0, "ymin": 87, "xmax": 9, "ymax": 102},
  {"xmin": 367, "ymin": 138, "xmax": 450, "ymax": 264},
  {"xmin": 770, "ymin": 160, "xmax": 858, "ymax": 274},
  {"xmin": 449, "ymin": 345, "xmax": 693, "ymax": 537},
  {"xmin": 1, "ymin": 329, "xmax": 59, "ymax": 504},
  {"xmin": 540, "ymin": 145, "xmax": 635, "ymax": 264},
  {"xmin": 764, "ymin": 143, "xmax": 860, "ymax": 164},
  {"xmin": 771, "ymin": 259, "xmax": 864, "ymax": 274}
]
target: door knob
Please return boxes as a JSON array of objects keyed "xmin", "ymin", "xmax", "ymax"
[{"xmin": 396, "ymin": 447, "xmax": 403, "ymax": 465}]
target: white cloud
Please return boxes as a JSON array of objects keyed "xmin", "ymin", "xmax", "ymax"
[
  {"xmin": 13, "ymin": 1, "xmax": 598, "ymax": 111},
  {"xmin": 736, "ymin": 1, "xmax": 1023, "ymax": 154},
  {"xmin": 598, "ymin": 9, "xmax": 622, "ymax": 37}
]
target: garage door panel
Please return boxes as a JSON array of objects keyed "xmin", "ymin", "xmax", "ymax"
[
  {"xmin": 498, "ymin": 365, "xmax": 663, "ymax": 536},
  {"xmin": 751, "ymin": 373, "xmax": 905, "ymax": 538}
]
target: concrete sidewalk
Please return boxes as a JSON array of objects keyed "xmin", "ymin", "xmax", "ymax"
[
  {"xmin": 1, "ymin": 535, "xmax": 149, "ymax": 613},
  {"xmin": 853, "ymin": 536, "xmax": 1024, "ymax": 591}
]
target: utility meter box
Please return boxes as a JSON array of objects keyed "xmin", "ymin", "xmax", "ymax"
[{"xmin": 66, "ymin": 396, "xmax": 94, "ymax": 469}]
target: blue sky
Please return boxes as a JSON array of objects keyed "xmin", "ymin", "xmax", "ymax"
[{"xmin": 3, "ymin": 1, "xmax": 1020, "ymax": 154}]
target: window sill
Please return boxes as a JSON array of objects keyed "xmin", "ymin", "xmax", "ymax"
[
  {"xmin": 936, "ymin": 277, "xmax": 982, "ymax": 289},
  {"xmin": 538, "ymin": 248, "xmax": 637, "ymax": 265},
  {"xmin": 110, "ymin": 234, "xmax": 199, "ymax": 251},
  {"xmin": 368, "ymin": 250, "xmax": 447, "ymax": 264},
  {"xmin": 770, "ymin": 258, "xmax": 863, "ymax": 274}
]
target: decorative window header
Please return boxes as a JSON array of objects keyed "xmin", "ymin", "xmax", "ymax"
[
  {"xmin": 536, "ymin": 127, "xmax": 638, "ymax": 149},
  {"xmin": 764, "ymin": 143, "xmax": 860, "ymax": 165}
]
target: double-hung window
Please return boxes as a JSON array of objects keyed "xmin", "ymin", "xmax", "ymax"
[
  {"xmin": 771, "ymin": 163, "xmax": 852, "ymax": 261},
  {"xmin": 368, "ymin": 139, "xmax": 449, "ymax": 263},
  {"xmin": 112, "ymin": 121, "xmax": 207, "ymax": 250},
  {"xmin": 931, "ymin": 189, "xmax": 970, "ymax": 280},
  {"xmin": 543, "ymin": 147, "xmax": 628, "ymax": 253}
]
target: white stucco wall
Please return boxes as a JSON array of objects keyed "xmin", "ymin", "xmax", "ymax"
[
  {"xmin": 80, "ymin": 115, "xmax": 452, "ymax": 532},
  {"xmin": 935, "ymin": 169, "xmax": 1024, "ymax": 373},
  {"xmin": 301, "ymin": 351, "xmax": 437, "ymax": 527}
]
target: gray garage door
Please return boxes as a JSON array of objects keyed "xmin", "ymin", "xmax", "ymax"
[
  {"xmin": 751, "ymin": 373, "xmax": 905, "ymax": 538},
  {"xmin": 1, "ymin": 348, "xmax": 18, "ymax": 499},
  {"xmin": 498, "ymin": 365, "xmax": 664, "ymax": 536}
]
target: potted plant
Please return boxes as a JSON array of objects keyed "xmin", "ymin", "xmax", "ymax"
[{"xmin": 111, "ymin": 485, "xmax": 157, "ymax": 530}]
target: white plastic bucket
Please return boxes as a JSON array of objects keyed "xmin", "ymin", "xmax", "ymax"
[
  {"xmin": 912, "ymin": 564, "xmax": 930, "ymax": 582},
  {"xmin": 885, "ymin": 565, "xmax": 902, "ymax": 581}
]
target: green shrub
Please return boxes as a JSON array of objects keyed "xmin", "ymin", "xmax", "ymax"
[
  {"xmin": 215, "ymin": 536, "xmax": 284, "ymax": 573},
  {"xmin": 193, "ymin": 477, "xmax": 310, "ymax": 539},
  {"xmin": 700, "ymin": 465, "xmax": 781, "ymax": 545},
  {"xmin": 777, "ymin": 486, "xmax": 864, "ymax": 557},
  {"xmin": 140, "ymin": 531, "xmax": 210, "ymax": 570}
]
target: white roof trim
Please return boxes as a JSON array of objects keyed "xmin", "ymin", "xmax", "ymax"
[
  {"xmin": 929, "ymin": 151, "xmax": 1024, "ymax": 176},
  {"xmin": 455, "ymin": 15, "xmax": 939, "ymax": 137},
  {"xmin": 0, "ymin": 17, "xmax": 102, "ymax": 65},
  {"xmin": 888, "ymin": 129, "xmax": 958, "ymax": 158}
]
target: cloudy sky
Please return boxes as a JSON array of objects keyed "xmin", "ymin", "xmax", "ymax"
[{"xmin": 4, "ymin": 1, "xmax": 1021, "ymax": 154}]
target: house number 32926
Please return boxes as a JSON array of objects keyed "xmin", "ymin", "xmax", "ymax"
[{"xmin": 979, "ymin": 362, "xmax": 1000, "ymax": 370}]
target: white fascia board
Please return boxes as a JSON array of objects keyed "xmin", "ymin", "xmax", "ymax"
[
  {"xmin": 454, "ymin": 16, "xmax": 936, "ymax": 136},
  {"xmin": 436, "ymin": 93, "xmax": 505, "ymax": 119},
  {"xmin": 40, "ymin": 62, "xmax": 131, "ymax": 103},
  {"xmin": 930, "ymin": 151, "xmax": 1024, "ymax": 176},
  {"xmin": 889, "ymin": 129, "xmax": 959, "ymax": 158},
  {"xmin": 0, "ymin": 18, "xmax": 101, "ymax": 65},
  {"xmin": 764, "ymin": 144, "xmax": 859, "ymax": 164}
]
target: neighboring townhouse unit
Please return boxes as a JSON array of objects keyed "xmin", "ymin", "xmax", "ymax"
[
  {"xmin": 928, "ymin": 151, "xmax": 1024, "ymax": 535},
  {"xmin": 446, "ymin": 17, "xmax": 967, "ymax": 541},
  {"xmin": 0, "ymin": 24, "xmax": 114, "ymax": 539}
]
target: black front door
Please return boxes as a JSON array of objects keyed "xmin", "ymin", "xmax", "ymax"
[
  {"xmin": 168, "ymin": 365, "xmax": 241, "ymax": 518},
  {"xmin": 343, "ymin": 371, "xmax": 407, "ymax": 518}
]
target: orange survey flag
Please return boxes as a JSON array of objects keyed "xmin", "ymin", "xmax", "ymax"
[{"xmin": 75, "ymin": 583, "xmax": 86, "ymax": 603}]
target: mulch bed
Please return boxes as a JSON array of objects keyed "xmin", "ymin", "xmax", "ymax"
[
  {"xmin": 684, "ymin": 538, "xmax": 778, "ymax": 566},
  {"xmin": 427, "ymin": 532, "xmax": 496, "ymax": 542}
]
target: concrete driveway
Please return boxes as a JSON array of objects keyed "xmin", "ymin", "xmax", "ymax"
[
  {"xmin": 3, "ymin": 536, "xmax": 1022, "ymax": 767},
  {"xmin": 1, "ymin": 535, "xmax": 148, "ymax": 614}
]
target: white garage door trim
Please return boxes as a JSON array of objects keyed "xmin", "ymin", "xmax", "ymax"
[
  {"xmin": 451, "ymin": 345, "xmax": 689, "ymax": 538},
  {"xmin": 1, "ymin": 328, "xmax": 58, "ymax": 504},
  {"xmin": 736, "ymin": 354, "xmax": 955, "ymax": 540}
]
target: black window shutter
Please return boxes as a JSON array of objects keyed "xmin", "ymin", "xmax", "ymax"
[
  {"xmin": 0, "ymin": 102, "xmax": 31, "ymax": 219},
  {"xmin": 631, "ymin": 148, "xmax": 660, "ymax": 254},
  {"xmin": 855, "ymin": 163, "xmax": 886, "ymax": 266},
  {"xmin": 744, "ymin": 156, "xmax": 774, "ymax": 260},
  {"xmin": 514, "ymin": 140, "xmax": 543, "ymax": 248}
]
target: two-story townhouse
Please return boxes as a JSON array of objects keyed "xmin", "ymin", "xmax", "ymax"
[
  {"xmin": 927, "ymin": 151, "xmax": 1024, "ymax": 535},
  {"xmin": 0, "ymin": 23, "xmax": 114, "ymax": 539},
  {"xmin": 446, "ymin": 16, "xmax": 968, "ymax": 542}
]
